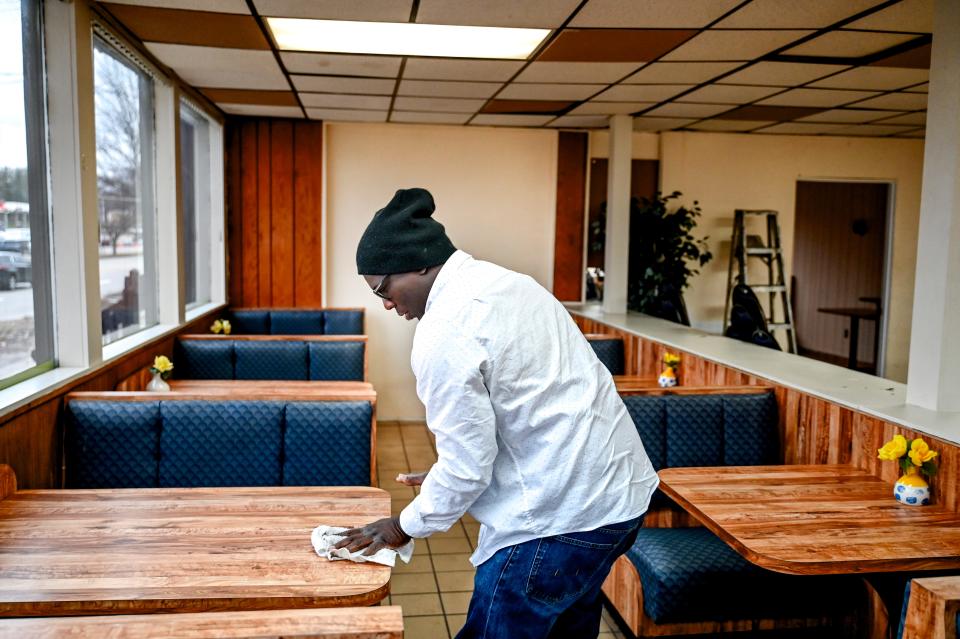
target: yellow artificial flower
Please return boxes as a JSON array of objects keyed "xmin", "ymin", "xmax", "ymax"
[
  {"xmin": 877, "ymin": 434, "xmax": 908, "ymax": 461},
  {"xmin": 152, "ymin": 355, "xmax": 173, "ymax": 374},
  {"xmin": 221, "ymin": 319, "xmax": 232, "ymax": 335},
  {"xmin": 663, "ymin": 353, "xmax": 681, "ymax": 367},
  {"xmin": 210, "ymin": 319, "xmax": 223, "ymax": 334},
  {"xmin": 908, "ymin": 438, "xmax": 938, "ymax": 467}
]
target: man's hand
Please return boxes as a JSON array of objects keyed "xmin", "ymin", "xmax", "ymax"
[
  {"xmin": 333, "ymin": 517, "xmax": 411, "ymax": 556},
  {"xmin": 396, "ymin": 471, "xmax": 428, "ymax": 486}
]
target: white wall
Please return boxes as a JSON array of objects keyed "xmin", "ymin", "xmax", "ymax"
[
  {"xmin": 658, "ymin": 131, "xmax": 925, "ymax": 382},
  {"xmin": 325, "ymin": 122, "xmax": 558, "ymax": 420}
]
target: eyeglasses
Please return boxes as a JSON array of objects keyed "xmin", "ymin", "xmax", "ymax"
[{"xmin": 372, "ymin": 274, "xmax": 391, "ymax": 300}]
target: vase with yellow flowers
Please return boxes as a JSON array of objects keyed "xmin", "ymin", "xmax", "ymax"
[
  {"xmin": 658, "ymin": 353, "xmax": 681, "ymax": 388},
  {"xmin": 146, "ymin": 355, "xmax": 174, "ymax": 392},
  {"xmin": 210, "ymin": 319, "xmax": 232, "ymax": 335},
  {"xmin": 877, "ymin": 434, "xmax": 938, "ymax": 506}
]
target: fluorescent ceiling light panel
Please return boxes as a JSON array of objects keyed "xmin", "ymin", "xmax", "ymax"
[{"xmin": 267, "ymin": 18, "xmax": 549, "ymax": 59}]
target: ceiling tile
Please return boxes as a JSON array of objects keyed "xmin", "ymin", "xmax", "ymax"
[
  {"xmin": 758, "ymin": 88, "xmax": 880, "ymax": 107},
  {"xmin": 416, "ymin": 0, "xmax": 581, "ymax": 28},
  {"xmin": 470, "ymin": 114, "xmax": 553, "ymax": 126},
  {"xmin": 291, "ymin": 75, "xmax": 396, "ymax": 94},
  {"xmin": 201, "ymin": 88, "xmax": 298, "ymax": 106},
  {"xmin": 754, "ymin": 122, "xmax": 849, "ymax": 134},
  {"xmin": 145, "ymin": 44, "xmax": 288, "ymax": 89},
  {"xmin": 831, "ymin": 123, "xmax": 919, "ymax": 136},
  {"xmin": 716, "ymin": 104, "xmax": 826, "ymax": 121},
  {"xmin": 904, "ymin": 83, "xmax": 928, "ymax": 93},
  {"xmin": 482, "ymin": 99, "xmax": 573, "ymax": 114},
  {"xmin": 393, "ymin": 96, "xmax": 486, "ymax": 113},
  {"xmin": 279, "ymin": 52, "xmax": 401, "ymax": 77},
  {"xmin": 624, "ymin": 61, "xmax": 742, "ymax": 84},
  {"xmin": 595, "ymin": 84, "xmax": 693, "ymax": 102},
  {"xmin": 872, "ymin": 111, "xmax": 926, "ymax": 126},
  {"xmin": 515, "ymin": 62, "xmax": 642, "ymax": 84},
  {"xmin": 688, "ymin": 119, "xmax": 776, "ymax": 131},
  {"xmin": 662, "ymin": 30, "xmax": 813, "ymax": 61},
  {"xmin": 305, "ymin": 108, "xmax": 387, "ymax": 122},
  {"xmin": 480, "ymin": 100, "xmax": 573, "ymax": 115},
  {"xmin": 570, "ymin": 101, "xmax": 655, "ymax": 115},
  {"xmin": 398, "ymin": 80, "xmax": 501, "ymax": 99},
  {"xmin": 845, "ymin": 0, "xmax": 933, "ymax": 33},
  {"xmin": 104, "ymin": 5, "xmax": 268, "ymax": 48},
  {"xmin": 808, "ymin": 66, "xmax": 929, "ymax": 91},
  {"xmin": 219, "ymin": 104, "xmax": 303, "ymax": 117},
  {"xmin": 253, "ymin": 0, "xmax": 412, "ymax": 21},
  {"xmin": 498, "ymin": 83, "xmax": 605, "ymax": 100},
  {"xmin": 403, "ymin": 58, "xmax": 524, "ymax": 81},
  {"xmin": 103, "ymin": 0, "xmax": 249, "ymax": 13},
  {"xmin": 632, "ymin": 117, "xmax": 696, "ymax": 131},
  {"xmin": 547, "ymin": 115, "xmax": 610, "ymax": 128},
  {"xmin": 714, "ymin": 0, "xmax": 887, "ymax": 28},
  {"xmin": 390, "ymin": 111, "xmax": 471, "ymax": 124},
  {"xmin": 538, "ymin": 29, "xmax": 697, "ymax": 62},
  {"xmin": 869, "ymin": 42, "xmax": 930, "ymax": 69},
  {"xmin": 892, "ymin": 128, "xmax": 925, "ymax": 138},
  {"xmin": 847, "ymin": 92, "xmax": 928, "ymax": 110},
  {"xmin": 679, "ymin": 84, "xmax": 782, "ymax": 104},
  {"xmin": 718, "ymin": 61, "xmax": 850, "ymax": 86},
  {"xmin": 644, "ymin": 103, "xmax": 733, "ymax": 118},
  {"xmin": 571, "ymin": 0, "xmax": 742, "ymax": 28},
  {"xmin": 783, "ymin": 31, "xmax": 918, "ymax": 58},
  {"xmin": 298, "ymin": 93, "xmax": 391, "ymax": 109},
  {"xmin": 798, "ymin": 108, "xmax": 900, "ymax": 123}
]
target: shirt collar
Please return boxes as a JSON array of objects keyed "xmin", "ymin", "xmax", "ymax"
[{"xmin": 425, "ymin": 250, "xmax": 471, "ymax": 315}]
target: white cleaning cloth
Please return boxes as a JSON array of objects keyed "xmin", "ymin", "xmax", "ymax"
[{"xmin": 311, "ymin": 525, "xmax": 415, "ymax": 567}]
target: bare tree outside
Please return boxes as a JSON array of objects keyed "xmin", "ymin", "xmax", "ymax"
[{"xmin": 93, "ymin": 40, "xmax": 157, "ymax": 344}]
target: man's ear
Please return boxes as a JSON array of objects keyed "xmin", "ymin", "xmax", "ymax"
[{"xmin": 419, "ymin": 267, "xmax": 429, "ymax": 275}]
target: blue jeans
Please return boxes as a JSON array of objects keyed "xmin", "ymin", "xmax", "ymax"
[{"xmin": 455, "ymin": 516, "xmax": 643, "ymax": 639}]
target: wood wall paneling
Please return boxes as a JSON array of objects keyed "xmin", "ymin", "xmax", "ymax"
[
  {"xmin": 227, "ymin": 119, "xmax": 324, "ymax": 308},
  {"xmin": 553, "ymin": 131, "xmax": 587, "ymax": 301}
]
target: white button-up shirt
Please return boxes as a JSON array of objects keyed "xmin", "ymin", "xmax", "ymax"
[{"xmin": 398, "ymin": 251, "xmax": 659, "ymax": 566}]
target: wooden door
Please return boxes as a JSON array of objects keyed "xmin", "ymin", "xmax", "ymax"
[{"xmin": 792, "ymin": 181, "xmax": 888, "ymax": 371}]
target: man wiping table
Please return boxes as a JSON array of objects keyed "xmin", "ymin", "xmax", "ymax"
[{"xmin": 335, "ymin": 187, "xmax": 658, "ymax": 639}]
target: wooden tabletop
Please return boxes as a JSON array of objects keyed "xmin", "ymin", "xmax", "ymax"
[
  {"xmin": 0, "ymin": 607, "xmax": 404, "ymax": 638},
  {"xmin": 165, "ymin": 380, "xmax": 376, "ymax": 401},
  {"xmin": 0, "ymin": 485, "xmax": 392, "ymax": 617},
  {"xmin": 658, "ymin": 465, "xmax": 960, "ymax": 575}
]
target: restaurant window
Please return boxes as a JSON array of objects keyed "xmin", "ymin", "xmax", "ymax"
[
  {"xmin": 93, "ymin": 36, "xmax": 158, "ymax": 345},
  {"xmin": 180, "ymin": 101, "xmax": 211, "ymax": 308},
  {"xmin": 0, "ymin": 0, "xmax": 55, "ymax": 388}
]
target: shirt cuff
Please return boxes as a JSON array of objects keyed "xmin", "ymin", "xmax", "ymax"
[{"xmin": 398, "ymin": 502, "xmax": 431, "ymax": 539}]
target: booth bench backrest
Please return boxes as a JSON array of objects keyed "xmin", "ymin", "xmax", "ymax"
[
  {"xmin": 228, "ymin": 309, "xmax": 364, "ymax": 335},
  {"xmin": 175, "ymin": 336, "xmax": 366, "ymax": 381},
  {"xmin": 585, "ymin": 334, "xmax": 625, "ymax": 375},
  {"xmin": 621, "ymin": 391, "xmax": 779, "ymax": 472},
  {"xmin": 64, "ymin": 395, "xmax": 374, "ymax": 488}
]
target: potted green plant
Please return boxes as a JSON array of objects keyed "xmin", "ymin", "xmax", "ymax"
[{"xmin": 628, "ymin": 191, "xmax": 712, "ymax": 324}]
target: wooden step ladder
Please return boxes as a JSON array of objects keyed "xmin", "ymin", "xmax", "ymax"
[{"xmin": 724, "ymin": 209, "xmax": 798, "ymax": 353}]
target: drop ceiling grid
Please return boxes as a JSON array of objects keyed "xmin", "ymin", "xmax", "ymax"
[{"xmin": 97, "ymin": 0, "xmax": 930, "ymax": 137}]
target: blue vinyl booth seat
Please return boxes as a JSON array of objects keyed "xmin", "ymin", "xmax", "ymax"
[
  {"xmin": 65, "ymin": 399, "xmax": 373, "ymax": 488},
  {"xmin": 174, "ymin": 338, "xmax": 365, "ymax": 381},
  {"xmin": 228, "ymin": 309, "xmax": 364, "ymax": 335},
  {"xmin": 616, "ymin": 392, "xmax": 857, "ymax": 628},
  {"xmin": 586, "ymin": 335, "xmax": 625, "ymax": 375}
]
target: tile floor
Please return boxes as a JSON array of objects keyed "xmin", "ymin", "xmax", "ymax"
[{"xmin": 377, "ymin": 421, "xmax": 627, "ymax": 638}]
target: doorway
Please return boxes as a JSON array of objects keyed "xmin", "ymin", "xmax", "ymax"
[{"xmin": 792, "ymin": 180, "xmax": 892, "ymax": 376}]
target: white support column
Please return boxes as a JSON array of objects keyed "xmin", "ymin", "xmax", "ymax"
[
  {"xmin": 602, "ymin": 114, "xmax": 632, "ymax": 315},
  {"xmin": 906, "ymin": 0, "xmax": 960, "ymax": 410}
]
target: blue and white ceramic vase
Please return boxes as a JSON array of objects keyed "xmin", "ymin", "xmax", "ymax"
[{"xmin": 894, "ymin": 467, "xmax": 930, "ymax": 506}]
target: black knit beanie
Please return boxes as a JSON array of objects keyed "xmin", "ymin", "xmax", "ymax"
[{"xmin": 356, "ymin": 188, "xmax": 457, "ymax": 275}]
